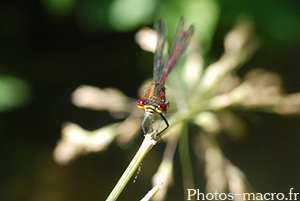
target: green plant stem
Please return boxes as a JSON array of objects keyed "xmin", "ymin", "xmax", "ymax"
[
  {"xmin": 179, "ymin": 124, "xmax": 195, "ymax": 200},
  {"xmin": 106, "ymin": 134, "xmax": 157, "ymax": 201}
]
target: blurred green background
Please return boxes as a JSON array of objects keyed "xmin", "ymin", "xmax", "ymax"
[{"xmin": 1, "ymin": 0, "xmax": 300, "ymax": 200}]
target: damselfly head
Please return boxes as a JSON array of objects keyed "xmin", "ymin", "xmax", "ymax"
[{"xmin": 137, "ymin": 98, "xmax": 167, "ymax": 115}]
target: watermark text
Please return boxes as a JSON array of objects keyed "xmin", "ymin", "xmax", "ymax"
[{"xmin": 187, "ymin": 188, "xmax": 299, "ymax": 200}]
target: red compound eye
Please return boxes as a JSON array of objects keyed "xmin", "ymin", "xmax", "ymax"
[
  {"xmin": 156, "ymin": 102, "xmax": 166, "ymax": 113},
  {"xmin": 137, "ymin": 98, "xmax": 145, "ymax": 109}
]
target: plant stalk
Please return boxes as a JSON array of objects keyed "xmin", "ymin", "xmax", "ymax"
[{"xmin": 106, "ymin": 134, "xmax": 157, "ymax": 201}]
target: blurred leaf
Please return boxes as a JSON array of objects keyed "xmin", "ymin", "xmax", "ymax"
[
  {"xmin": 0, "ymin": 75, "xmax": 31, "ymax": 112},
  {"xmin": 183, "ymin": 0, "xmax": 220, "ymax": 48},
  {"xmin": 108, "ymin": 0, "xmax": 158, "ymax": 31}
]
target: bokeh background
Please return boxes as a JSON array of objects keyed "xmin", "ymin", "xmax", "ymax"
[{"xmin": 1, "ymin": 0, "xmax": 300, "ymax": 200}]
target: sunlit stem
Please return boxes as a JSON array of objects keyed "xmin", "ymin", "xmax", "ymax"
[
  {"xmin": 105, "ymin": 133, "xmax": 157, "ymax": 201},
  {"xmin": 140, "ymin": 180, "xmax": 163, "ymax": 201}
]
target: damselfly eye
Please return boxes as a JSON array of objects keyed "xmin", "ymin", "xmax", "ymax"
[
  {"xmin": 156, "ymin": 102, "xmax": 166, "ymax": 113},
  {"xmin": 137, "ymin": 98, "xmax": 145, "ymax": 110}
]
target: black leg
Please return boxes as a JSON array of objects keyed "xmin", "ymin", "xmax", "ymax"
[{"xmin": 155, "ymin": 113, "xmax": 169, "ymax": 140}]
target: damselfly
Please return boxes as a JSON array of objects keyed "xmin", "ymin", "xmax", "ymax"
[{"xmin": 137, "ymin": 16, "xmax": 194, "ymax": 138}]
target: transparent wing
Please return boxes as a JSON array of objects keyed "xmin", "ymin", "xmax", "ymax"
[
  {"xmin": 159, "ymin": 16, "xmax": 194, "ymax": 84},
  {"xmin": 153, "ymin": 18, "xmax": 166, "ymax": 82},
  {"xmin": 169, "ymin": 16, "xmax": 185, "ymax": 56}
]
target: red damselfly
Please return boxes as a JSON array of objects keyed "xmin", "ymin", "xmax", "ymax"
[{"xmin": 137, "ymin": 16, "xmax": 194, "ymax": 139}]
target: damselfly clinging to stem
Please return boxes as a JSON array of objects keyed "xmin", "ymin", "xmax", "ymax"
[{"xmin": 137, "ymin": 16, "xmax": 194, "ymax": 139}]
